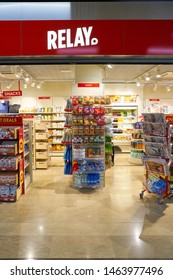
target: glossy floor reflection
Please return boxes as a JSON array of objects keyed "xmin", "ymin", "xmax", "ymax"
[{"xmin": 0, "ymin": 154, "xmax": 173, "ymax": 259}]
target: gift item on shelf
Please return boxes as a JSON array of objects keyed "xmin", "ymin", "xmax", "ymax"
[{"xmin": 140, "ymin": 113, "xmax": 173, "ymax": 204}]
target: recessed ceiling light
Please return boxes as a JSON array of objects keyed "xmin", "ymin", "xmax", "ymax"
[
  {"xmin": 166, "ymin": 86, "xmax": 171, "ymax": 92},
  {"xmin": 145, "ymin": 75, "xmax": 151, "ymax": 81},
  {"xmin": 156, "ymin": 68, "xmax": 161, "ymax": 78},
  {"xmin": 136, "ymin": 80, "xmax": 141, "ymax": 87},
  {"xmin": 7, "ymin": 83, "xmax": 12, "ymax": 89},
  {"xmin": 31, "ymin": 81, "xmax": 35, "ymax": 87}
]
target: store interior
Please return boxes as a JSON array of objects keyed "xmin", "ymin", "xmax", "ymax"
[{"xmin": 1, "ymin": 63, "xmax": 173, "ymax": 259}]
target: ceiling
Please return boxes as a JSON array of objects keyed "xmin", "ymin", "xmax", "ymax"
[{"xmin": 1, "ymin": 64, "xmax": 173, "ymax": 90}]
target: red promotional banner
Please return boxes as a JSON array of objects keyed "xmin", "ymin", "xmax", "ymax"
[
  {"xmin": 38, "ymin": 96, "xmax": 51, "ymax": 99},
  {"xmin": 78, "ymin": 83, "xmax": 100, "ymax": 88},
  {"xmin": 0, "ymin": 116, "xmax": 23, "ymax": 126},
  {"xmin": 2, "ymin": 90, "xmax": 22, "ymax": 97}
]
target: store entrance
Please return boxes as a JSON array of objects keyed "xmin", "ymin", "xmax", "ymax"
[{"xmin": 0, "ymin": 63, "xmax": 173, "ymax": 195}]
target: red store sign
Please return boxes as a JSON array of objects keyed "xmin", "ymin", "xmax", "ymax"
[
  {"xmin": 2, "ymin": 90, "xmax": 22, "ymax": 97},
  {"xmin": 38, "ymin": 96, "xmax": 51, "ymax": 100},
  {"xmin": 78, "ymin": 83, "xmax": 100, "ymax": 88},
  {"xmin": 1, "ymin": 20, "xmax": 173, "ymax": 56}
]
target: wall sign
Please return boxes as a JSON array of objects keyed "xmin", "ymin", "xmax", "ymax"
[{"xmin": 2, "ymin": 90, "xmax": 22, "ymax": 97}]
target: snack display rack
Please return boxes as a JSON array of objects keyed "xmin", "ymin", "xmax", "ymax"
[
  {"xmin": 62, "ymin": 96, "xmax": 108, "ymax": 189},
  {"xmin": 140, "ymin": 113, "xmax": 173, "ymax": 204},
  {"xmin": 0, "ymin": 115, "xmax": 32, "ymax": 202},
  {"xmin": 71, "ymin": 96, "xmax": 106, "ymax": 189}
]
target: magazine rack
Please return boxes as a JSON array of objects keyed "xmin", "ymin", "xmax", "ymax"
[{"xmin": 140, "ymin": 113, "xmax": 173, "ymax": 204}]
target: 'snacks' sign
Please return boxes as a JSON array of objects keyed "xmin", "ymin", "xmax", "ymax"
[
  {"xmin": 2, "ymin": 90, "xmax": 22, "ymax": 97},
  {"xmin": 47, "ymin": 26, "xmax": 98, "ymax": 50}
]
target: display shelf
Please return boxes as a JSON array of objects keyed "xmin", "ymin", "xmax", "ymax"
[
  {"xmin": 0, "ymin": 116, "xmax": 32, "ymax": 201},
  {"xmin": 140, "ymin": 113, "xmax": 173, "ymax": 204},
  {"xmin": 129, "ymin": 122, "xmax": 143, "ymax": 165},
  {"xmin": 69, "ymin": 96, "xmax": 106, "ymax": 189},
  {"xmin": 107, "ymin": 105, "xmax": 138, "ymax": 153},
  {"xmin": 33, "ymin": 120, "xmax": 50, "ymax": 169},
  {"xmin": 23, "ymin": 120, "xmax": 33, "ymax": 189}
]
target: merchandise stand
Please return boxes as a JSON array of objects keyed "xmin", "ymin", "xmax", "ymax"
[
  {"xmin": 0, "ymin": 115, "xmax": 32, "ymax": 202},
  {"xmin": 140, "ymin": 113, "xmax": 173, "ymax": 204},
  {"xmin": 71, "ymin": 96, "xmax": 106, "ymax": 189},
  {"xmin": 62, "ymin": 96, "xmax": 108, "ymax": 189}
]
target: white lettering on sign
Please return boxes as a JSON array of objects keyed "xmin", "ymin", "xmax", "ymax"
[
  {"xmin": 2, "ymin": 90, "xmax": 22, "ymax": 96},
  {"xmin": 47, "ymin": 26, "xmax": 98, "ymax": 50}
]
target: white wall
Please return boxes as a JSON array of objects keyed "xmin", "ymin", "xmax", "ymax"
[
  {"xmin": 72, "ymin": 65, "xmax": 104, "ymax": 96},
  {"xmin": 143, "ymin": 84, "xmax": 173, "ymax": 106},
  {"xmin": 10, "ymin": 82, "xmax": 72, "ymax": 109}
]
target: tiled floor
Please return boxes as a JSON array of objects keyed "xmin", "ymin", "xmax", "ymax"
[{"xmin": 0, "ymin": 154, "xmax": 173, "ymax": 259}]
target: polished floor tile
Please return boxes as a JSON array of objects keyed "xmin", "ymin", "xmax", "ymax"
[{"xmin": 0, "ymin": 154, "xmax": 173, "ymax": 259}]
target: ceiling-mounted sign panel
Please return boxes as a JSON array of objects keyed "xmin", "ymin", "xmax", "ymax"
[
  {"xmin": 2, "ymin": 90, "xmax": 22, "ymax": 97},
  {"xmin": 78, "ymin": 83, "xmax": 100, "ymax": 87},
  {"xmin": 21, "ymin": 20, "xmax": 123, "ymax": 55}
]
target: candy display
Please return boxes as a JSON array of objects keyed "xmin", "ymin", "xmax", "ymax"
[
  {"xmin": 71, "ymin": 96, "xmax": 110, "ymax": 106},
  {"xmin": 0, "ymin": 127, "xmax": 18, "ymax": 139},
  {"xmin": 0, "ymin": 172, "xmax": 18, "ymax": 185},
  {"xmin": 0, "ymin": 141, "xmax": 18, "ymax": 155},
  {"xmin": 63, "ymin": 96, "xmax": 105, "ymax": 187},
  {"xmin": 0, "ymin": 156, "xmax": 20, "ymax": 170}
]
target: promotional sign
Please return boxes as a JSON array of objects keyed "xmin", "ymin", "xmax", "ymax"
[
  {"xmin": 38, "ymin": 96, "xmax": 51, "ymax": 99},
  {"xmin": 78, "ymin": 83, "xmax": 100, "ymax": 88},
  {"xmin": 2, "ymin": 90, "xmax": 22, "ymax": 97},
  {"xmin": 0, "ymin": 116, "xmax": 23, "ymax": 126}
]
